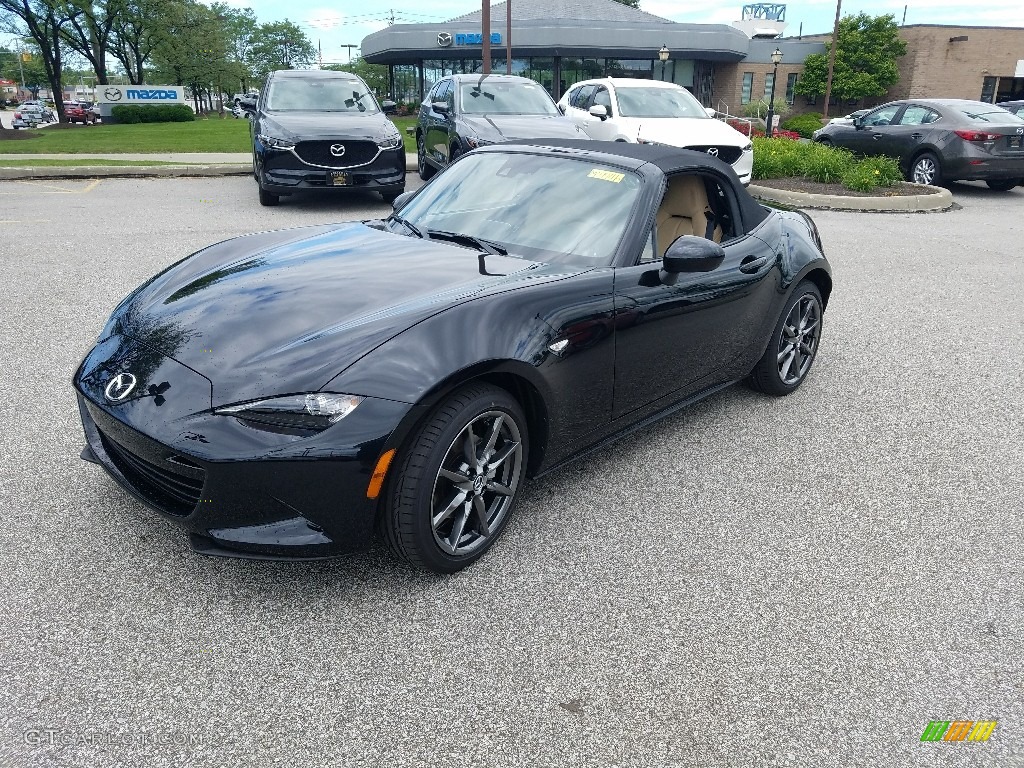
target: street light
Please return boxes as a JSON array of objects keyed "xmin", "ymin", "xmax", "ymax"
[
  {"xmin": 764, "ymin": 47, "xmax": 783, "ymax": 138},
  {"xmin": 658, "ymin": 44, "xmax": 669, "ymax": 81}
]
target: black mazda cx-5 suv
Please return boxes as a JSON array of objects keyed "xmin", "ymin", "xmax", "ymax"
[{"xmin": 241, "ymin": 69, "xmax": 406, "ymax": 206}]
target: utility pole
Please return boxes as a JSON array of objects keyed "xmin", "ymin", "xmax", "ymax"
[
  {"xmin": 341, "ymin": 44, "xmax": 358, "ymax": 63},
  {"xmin": 481, "ymin": 0, "xmax": 491, "ymax": 74},
  {"xmin": 822, "ymin": 0, "xmax": 842, "ymax": 120}
]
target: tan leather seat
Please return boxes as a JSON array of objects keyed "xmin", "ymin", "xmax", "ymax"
[{"xmin": 656, "ymin": 176, "xmax": 722, "ymax": 255}]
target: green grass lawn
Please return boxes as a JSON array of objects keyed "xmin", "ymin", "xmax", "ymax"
[
  {"xmin": 392, "ymin": 116, "xmax": 418, "ymax": 153},
  {"xmin": 0, "ymin": 158, "xmax": 180, "ymax": 167},
  {"xmin": 0, "ymin": 117, "xmax": 251, "ymax": 154}
]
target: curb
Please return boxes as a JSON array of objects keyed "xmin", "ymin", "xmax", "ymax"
[
  {"xmin": 0, "ymin": 164, "xmax": 252, "ymax": 180},
  {"xmin": 748, "ymin": 182, "xmax": 954, "ymax": 212}
]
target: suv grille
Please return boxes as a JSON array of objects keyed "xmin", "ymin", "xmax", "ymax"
[
  {"xmin": 100, "ymin": 432, "xmax": 204, "ymax": 516},
  {"xmin": 294, "ymin": 140, "xmax": 379, "ymax": 168},
  {"xmin": 685, "ymin": 145, "xmax": 743, "ymax": 165}
]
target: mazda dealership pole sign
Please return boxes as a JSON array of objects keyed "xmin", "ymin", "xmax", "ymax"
[{"xmin": 95, "ymin": 85, "xmax": 185, "ymax": 120}]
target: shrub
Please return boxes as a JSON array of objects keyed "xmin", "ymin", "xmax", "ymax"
[
  {"xmin": 752, "ymin": 136, "xmax": 804, "ymax": 179},
  {"xmin": 780, "ymin": 112, "xmax": 824, "ymax": 139},
  {"xmin": 801, "ymin": 141, "xmax": 855, "ymax": 184},
  {"xmin": 741, "ymin": 98, "xmax": 789, "ymax": 122},
  {"xmin": 841, "ymin": 155, "xmax": 904, "ymax": 191},
  {"xmin": 110, "ymin": 104, "xmax": 195, "ymax": 123}
]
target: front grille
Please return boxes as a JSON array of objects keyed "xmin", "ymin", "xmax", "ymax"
[
  {"xmin": 685, "ymin": 145, "xmax": 743, "ymax": 165},
  {"xmin": 100, "ymin": 432, "xmax": 204, "ymax": 516},
  {"xmin": 293, "ymin": 140, "xmax": 379, "ymax": 168}
]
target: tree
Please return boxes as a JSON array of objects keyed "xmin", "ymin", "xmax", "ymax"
[
  {"xmin": 323, "ymin": 58, "xmax": 387, "ymax": 97},
  {"xmin": 247, "ymin": 19, "xmax": 315, "ymax": 83},
  {"xmin": 59, "ymin": 0, "xmax": 120, "ymax": 84},
  {"xmin": 109, "ymin": 0, "xmax": 169, "ymax": 84},
  {"xmin": 150, "ymin": 0, "xmax": 231, "ymax": 111},
  {"xmin": 795, "ymin": 13, "xmax": 907, "ymax": 101},
  {"xmin": 0, "ymin": 0, "xmax": 72, "ymax": 120}
]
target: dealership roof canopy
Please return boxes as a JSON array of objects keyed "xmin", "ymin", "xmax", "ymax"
[{"xmin": 361, "ymin": 0, "xmax": 760, "ymax": 63}]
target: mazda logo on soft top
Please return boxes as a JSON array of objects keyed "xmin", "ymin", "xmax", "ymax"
[
  {"xmin": 437, "ymin": 32, "xmax": 453, "ymax": 47},
  {"xmin": 330, "ymin": 144, "xmax": 346, "ymax": 157},
  {"xmin": 706, "ymin": 147, "xmax": 719, "ymax": 157},
  {"xmin": 104, "ymin": 372, "xmax": 137, "ymax": 402}
]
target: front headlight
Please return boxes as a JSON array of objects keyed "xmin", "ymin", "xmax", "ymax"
[
  {"xmin": 257, "ymin": 133, "xmax": 295, "ymax": 150},
  {"xmin": 741, "ymin": 142, "xmax": 753, "ymax": 152},
  {"xmin": 637, "ymin": 138, "xmax": 667, "ymax": 146},
  {"xmin": 216, "ymin": 393, "xmax": 363, "ymax": 432},
  {"xmin": 465, "ymin": 135, "xmax": 492, "ymax": 149},
  {"xmin": 377, "ymin": 134, "xmax": 402, "ymax": 150}
]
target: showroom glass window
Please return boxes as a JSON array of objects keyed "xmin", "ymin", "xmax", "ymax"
[
  {"xmin": 786, "ymin": 73, "xmax": 798, "ymax": 104},
  {"xmin": 763, "ymin": 73, "xmax": 774, "ymax": 103},
  {"xmin": 741, "ymin": 72, "xmax": 753, "ymax": 104}
]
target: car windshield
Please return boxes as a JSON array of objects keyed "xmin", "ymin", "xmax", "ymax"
[
  {"xmin": 959, "ymin": 106, "xmax": 1024, "ymax": 123},
  {"xmin": 614, "ymin": 86, "xmax": 708, "ymax": 118},
  {"xmin": 393, "ymin": 151, "xmax": 642, "ymax": 266},
  {"xmin": 459, "ymin": 80, "xmax": 558, "ymax": 115},
  {"xmin": 265, "ymin": 78, "xmax": 379, "ymax": 113}
]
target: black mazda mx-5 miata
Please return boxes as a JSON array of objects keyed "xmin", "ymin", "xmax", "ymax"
[{"xmin": 75, "ymin": 140, "xmax": 832, "ymax": 573}]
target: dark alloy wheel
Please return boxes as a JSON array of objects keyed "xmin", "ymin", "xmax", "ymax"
[
  {"xmin": 748, "ymin": 281, "xmax": 823, "ymax": 396},
  {"xmin": 258, "ymin": 184, "xmax": 279, "ymax": 206},
  {"xmin": 380, "ymin": 187, "xmax": 404, "ymax": 203},
  {"xmin": 383, "ymin": 383, "xmax": 527, "ymax": 573},
  {"xmin": 986, "ymin": 179, "xmax": 1019, "ymax": 191},
  {"xmin": 910, "ymin": 152, "xmax": 942, "ymax": 186},
  {"xmin": 416, "ymin": 134, "xmax": 435, "ymax": 181}
]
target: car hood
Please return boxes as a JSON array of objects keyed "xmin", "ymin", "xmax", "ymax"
[
  {"xmin": 261, "ymin": 111, "xmax": 397, "ymax": 141},
  {"xmin": 633, "ymin": 117, "xmax": 748, "ymax": 147},
  {"xmin": 107, "ymin": 223, "xmax": 584, "ymax": 405},
  {"xmin": 461, "ymin": 114, "xmax": 584, "ymax": 143}
]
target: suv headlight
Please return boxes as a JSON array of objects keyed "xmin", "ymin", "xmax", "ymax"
[
  {"xmin": 741, "ymin": 141, "xmax": 753, "ymax": 152},
  {"xmin": 216, "ymin": 393, "xmax": 363, "ymax": 432},
  {"xmin": 377, "ymin": 133, "xmax": 402, "ymax": 150},
  {"xmin": 465, "ymin": 136, "xmax": 492, "ymax": 149},
  {"xmin": 257, "ymin": 133, "xmax": 295, "ymax": 150}
]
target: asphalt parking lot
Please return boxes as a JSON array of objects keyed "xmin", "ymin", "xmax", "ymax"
[{"xmin": 1, "ymin": 176, "xmax": 1021, "ymax": 768}]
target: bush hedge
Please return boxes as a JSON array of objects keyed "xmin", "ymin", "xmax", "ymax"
[
  {"xmin": 752, "ymin": 136, "xmax": 904, "ymax": 192},
  {"xmin": 780, "ymin": 112, "xmax": 824, "ymax": 139},
  {"xmin": 111, "ymin": 104, "xmax": 195, "ymax": 123}
]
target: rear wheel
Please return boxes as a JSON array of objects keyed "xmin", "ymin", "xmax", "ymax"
[
  {"xmin": 416, "ymin": 134, "xmax": 435, "ymax": 181},
  {"xmin": 986, "ymin": 179, "xmax": 1019, "ymax": 191},
  {"xmin": 910, "ymin": 152, "xmax": 942, "ymax": 186},
  {"xmin": 747, "ymin": 281, "xmax": 824, "ymax": 396},
  {"xmin": 383, "ymin": 383, "xmax": 528, "ymax": 573}
]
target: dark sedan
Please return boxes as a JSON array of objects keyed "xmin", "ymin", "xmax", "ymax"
[
  {"xmin": 813, "ymin": 98, "xmax": 1024, "ymax": 189},
  {"xmin": 241, "ymin": 69, "xmax": 406, "ymax": 206},
  {"xmin": 415, "ymin": 73, "xmax": 586, "ymax": 180},
  {"xmin": 75, "ymin": 141, "xmax": 831, "ymax": 573}
]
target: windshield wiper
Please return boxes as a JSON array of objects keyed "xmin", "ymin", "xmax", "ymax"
[
  {"xmin": 390, "ymin": 214, "xmax": 424, "ymax": 239},
  {"xmin": 425, "ymin": 229, "xmax": 508, "ymax": 255}
]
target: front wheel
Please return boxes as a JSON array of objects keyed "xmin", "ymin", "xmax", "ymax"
[
  {"xmin": 910, "ymin": 152, "xmax": 942, "ymax": 186},
  {"xmin": 986, "ymin": 179, "xmax": 1019, "ymax": 191},
  {"xmin": 416, "ymin": 134, "xmax": 435, "ymax": 181},
  {"xmin": 816, "ymin": 137, "xmax": 833, "ymax": 147},
  {"xmin": 258, "ymin": 182, "xmax": 279, "ymax": 207},
  {"xmin": 380, "ymin": 187, "xmax": 404, "ymax": 203},
  {"xmin": 383, "ymin": 383, "xmax": 528, "ymax": 573},
  {"xmin": 747, "ymin": 281, "xmax": 824, "ymax": 396}
]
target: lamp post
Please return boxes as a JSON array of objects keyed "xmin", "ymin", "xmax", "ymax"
[
  {"xmin": 764, "ymin": 47, "xmax": 783, "ymax": 137},
  {"xmin": 658, "ymin": 44, "xmax": 669, "ymax": 81}
]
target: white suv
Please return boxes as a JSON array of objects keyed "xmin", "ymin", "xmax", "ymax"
[{"xmin": 558, "ymin": 78, "xmax": 753, "ymax": 184}]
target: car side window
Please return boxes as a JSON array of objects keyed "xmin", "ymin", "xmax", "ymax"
[
  {"xmin": 444, "ymin": 80, "xmax": 456, "ymax": 112},
  {"xmin": 433, "ymin": 80, "xmax": 451, "ymax": 107},
  {"xmin": 863, "ymin": 105, "xmax": 901, "ymax": 126},
  {"xmin": 592, "ymin": 87, "xmax": 612, "ymax": 113},
  {"xmin": 638, "ymin": 227, "xmax": 657, "ymax": 263},
  {"xmin": 652, "ymin": 174, "xmax": 736, "ymax": 260},
  {"xmin": 572, "ymin": 85, "xmax": 596, "ymax": 109},
  {"xmin": 898, "ymin": 106, "xmax": 939, "ymax": 126},
  {"xmin": 425, "ymin": 81, "xmax": 443, "ymax": 104}
]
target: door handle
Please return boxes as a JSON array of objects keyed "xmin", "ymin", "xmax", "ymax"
[
  {"xmin": 740, "ymin": 255, "xmax": 770, "ymax": 273},
  {"xmin": 872, "ymin": 133, "xmax": 883, "ymax": 140},
  {"xmin": 911, "ymin": 132, "xmax": 923, "ymax": 139}
]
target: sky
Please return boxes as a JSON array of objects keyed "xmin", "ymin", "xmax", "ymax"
[{"xmin": 4, "ymin": 0, "xmax": 1024, "ymax": 68}]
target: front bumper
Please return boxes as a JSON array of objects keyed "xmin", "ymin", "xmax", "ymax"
[
  {"xmin": 258, "ymin": 142, "xmax": 406, "ymax": 195},
  {"xmin": 76, "ymin": 388, "xmax": 412, "ymax": 560}
]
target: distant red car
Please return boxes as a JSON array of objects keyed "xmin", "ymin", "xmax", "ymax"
[{"xmin": 63, "ymin": 102, "xmax": 95, "ymax": 125}]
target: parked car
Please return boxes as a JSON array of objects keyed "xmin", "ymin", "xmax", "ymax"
[
  {"xmin": 64, "ymin": 101, "xmax": 96, "ymax": 124},
  {"xmin": 240, "ymin": 69, "xmax": 405, "ymax": 206},
  {"xmin": 997, "ymin": 100, "xmax": 1024, "ymax": 119},
  {"xmin": 73, "ymin": 140, "xmax": 831, "ymax": 572},
  {"xmin": 11, "ymin": 104, "xmax": 43, "ymax": 128},
  {"xmin": 20, "ymin": 100, "xmax": 55, "ymax": 122},
  {"xmin": 813, "ymin": 98, "xmax": 1024, "ymax": 189},
  {"xmin": 557, "ymin": 78, "xmax": 754, "ymax": 185},
  {"xmin": 415, "ymin": 73, "xmax": 584, "ymax": 180}
]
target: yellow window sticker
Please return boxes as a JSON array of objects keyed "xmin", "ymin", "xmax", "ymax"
[{"xmin": 588, "ymin": 169, "xmax": 625, "ymax": 183}]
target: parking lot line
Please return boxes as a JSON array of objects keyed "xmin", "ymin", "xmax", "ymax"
[{"xmin": 0, "ymin": 179, "xmax": 102, "ymax": 194}]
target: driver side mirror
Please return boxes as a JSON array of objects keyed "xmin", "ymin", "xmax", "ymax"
[
  {"xmin": 853, "ymin": 116, "xmax": 864, "ymax": 129},
  {"xmin": 557, "ymin": 103, "xmax": 566, "ymax": 114},
  {"xmin": 432, "ymin": 101, "xmax": 449, "ymax": 116},
  {"xmin": 588, "ymin": 104, "xmax": 608, "ymax": 121},
  {"xmin": 392, "ymin": 191, "xmax": 414, "ymax": 210},
  {"xmin": 663, "ymin": 236, "xmax": 725, "ymax": 275},
  {"xmin": 238, "ymin": 96, "xmax": 256, "ymax": 112},
  {"xmin": 381, "ymin": 99, "xmax": 397, "ymax": 115},
  {"xmin": 705, "ymin": 107, "xmax": 718, "ymax": 118}
]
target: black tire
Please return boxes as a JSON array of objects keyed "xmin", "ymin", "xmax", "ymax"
[
  {"xmin": 258, "ymin": 183, "xmax": 279, "ymax": 207},
  {"xmin": 383, "ymin": 383, "xmax": 528, "ymax": 573},
  {"xmin": 817, "ymin": 137, "xmax": 833, "ymax": 147},
  {"xmin": 986, "ymin": 179, "xmax": 1019, "ymax": 191},
  {"xmin": 449, "ymin": 145, "xmax": 462, "ymax": 164},
  {"xmin": 380, "ymin": 187, "xmax": 404, "ymax": 204},
  {"xmin": 747, "ymin": 281, "xmax": 824, "ymax": 396},
  {"xmin": 909, "ymin": 152, "xmax": 942, "ymax": 186},
  {"xmin": 416, "ymin": 134, "xmax": 435, "ymax": 181}
]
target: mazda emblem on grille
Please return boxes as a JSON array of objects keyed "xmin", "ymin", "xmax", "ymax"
[
  {"xmin": 104, "ymin": 373, "xmax": 137, "ymax": 402},
  {"xmin": 706, "ymin": 147, "xmax": 719, "ymax": 157},
  {"xmin": 330, "ymin": 144, "xmax": 346, "ymax": 157}
]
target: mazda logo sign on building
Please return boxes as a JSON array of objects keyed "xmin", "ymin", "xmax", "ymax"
[
  {"xmin": 104, "ymin": 87, "xmax": 122, "ymax": 101},
  {"xmin": 437, "ymin": 32, "xmax": 453, "ymax": 47}
]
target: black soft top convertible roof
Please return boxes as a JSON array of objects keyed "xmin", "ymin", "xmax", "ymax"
[{"xmin": 501, "ymin": 139, "xmax": 769, "ymax": 230}]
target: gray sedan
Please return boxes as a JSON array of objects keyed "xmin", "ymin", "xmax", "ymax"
[{"xmin": 813, "ymin": 98, "xmax": 1024, "ymax": 190}]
